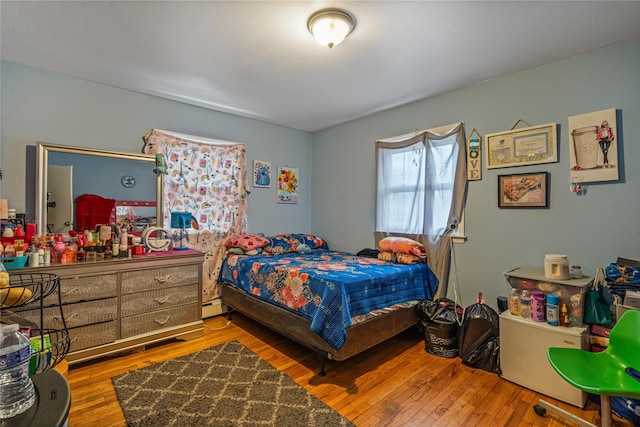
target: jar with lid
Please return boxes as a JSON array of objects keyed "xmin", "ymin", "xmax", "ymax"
[
  {"xmin": 544, "ymin": 254, "xmax": 570, "ymax": 280},
  {"xmin": 13, "ymin": 240, "xmax": 24, "ymax": 257},
  {"xmin": 531, "ymin": 291, "xmax": 545, "ymax": 322},
  {"xmin": 2, "ymin": 244, "xmax": 15, "ymax": 258},
  {"xmin": 571, "ymin": 265, "xmax": 583, "ymax": 279},
  {"xmin": 519, "ymin": 290, "xmax": 531, "ymax": 319},
  {"xmin": 508, "ymin": 288, "xmax": 520, "ymax": 316}
]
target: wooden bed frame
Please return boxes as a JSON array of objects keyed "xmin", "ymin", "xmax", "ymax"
[{"xmin": 221, "ymin": 282, "xmax": 419, "ymax": 376}]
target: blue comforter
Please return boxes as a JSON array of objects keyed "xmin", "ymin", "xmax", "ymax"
[{"xmin": 219, "ymin": 250, "xmax": 438, "ymax": 350}]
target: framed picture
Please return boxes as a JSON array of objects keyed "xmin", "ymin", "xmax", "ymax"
[
  {"xmin": 276, "ymin": 166, "xmax": 298, "ymax": 204},
  {"xmin": 498, "ymin": 172, "xmax": 549, "ymax": 208},
  {"xmin": 252, "ymin": 160, "xmax": 271, "ymax": 188},
  {"xmin": 486, "ymin": 123, "xmax": 557, "ymax": 169},
  {"xmin": 568, "ymin": 108, "xmax": 618, "ymax": 184}
]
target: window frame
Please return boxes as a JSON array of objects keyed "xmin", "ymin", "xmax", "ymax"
[{"xmin": 376, "ymin": 126, "xmax": 466, "ymax": 243}]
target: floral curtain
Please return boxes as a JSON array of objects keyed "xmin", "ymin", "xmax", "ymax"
[{"xmin": 142, "ymin": 129, "xmax": 249, "ymax": 302}]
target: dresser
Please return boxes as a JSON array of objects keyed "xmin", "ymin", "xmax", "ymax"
[{"xmin": 9, "ymin": 250, "xmax": 204, "ymax": 365}]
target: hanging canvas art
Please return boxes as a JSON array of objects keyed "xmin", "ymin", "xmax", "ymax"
[
  {"xmin": 568, "ymin": 108, "xmax": 619, "ymax": 184},
  {"xmin": 276, "ymin": 166, "xmax": 298, "ymax": 204},
  {"xmin": 253, "ymin": 160, "xmax": 271, "ymax": 188}
]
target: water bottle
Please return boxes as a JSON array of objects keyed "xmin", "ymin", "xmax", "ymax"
[
  {"xmin": 0, "ymin": 323, "xmax": 36, "ymax": 419},
  {"xmin": 519, "ymin": 290, "xmax": 531, "ymax": 320},
  {"xmin": 508, "ymin": 287, "xmax": 520, "ymax": 316}
]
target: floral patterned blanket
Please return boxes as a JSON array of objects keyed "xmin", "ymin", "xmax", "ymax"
[{"xmin": 219, "ymin": 250, "xmax": 438, "ymax": 350}]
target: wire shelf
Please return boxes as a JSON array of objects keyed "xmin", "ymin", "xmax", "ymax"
[
  {"xmin": 3, "ymin": 273, "xmax": 60, "ymax": 308},
  {"xmin": 29, "ymin": 328, "xmax": 71, "ymax": 375}
]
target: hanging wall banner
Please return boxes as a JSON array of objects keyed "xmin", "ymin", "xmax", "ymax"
[{"xmin": 467, "ymin": 132, "xmax": 482, "ymax": 180}]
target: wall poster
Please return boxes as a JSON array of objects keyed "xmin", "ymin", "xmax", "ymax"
[
  {"xmin": 568, "ymin": 108, "xmax": 618, "ymax": 184},
  {"xmin": 276, "ymin": 166, "xmax": 298, "ymax": 204},
  {"xmin": 253, "ymin": 160, "xmax": 271, "ymax": 188}
]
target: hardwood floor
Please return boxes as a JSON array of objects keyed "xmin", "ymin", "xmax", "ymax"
[{"xmin": 65, "ymin": 313, "xmax": 634, "ymax": 426}]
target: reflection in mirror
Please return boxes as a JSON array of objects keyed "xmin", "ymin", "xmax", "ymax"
[
  {"xmin": 36, "ymin": 143, "xmax": 162, "ymax": 235},
  {"xmin": 113, "ymin": 201, "xmax": 157, "ymax": 234}
]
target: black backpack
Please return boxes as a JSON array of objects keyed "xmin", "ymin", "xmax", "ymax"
[{"xmin": 458, "ymin": 293, "xmax": 501, "ymax": 374}]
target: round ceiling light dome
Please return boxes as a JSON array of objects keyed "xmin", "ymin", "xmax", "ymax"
[{"xmin": 307, "ymin": 8, "xmax": 356, "ymax": 49}]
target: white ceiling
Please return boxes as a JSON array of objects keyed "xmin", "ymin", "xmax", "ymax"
[{"xmin": 2, "ymin": 1, "xmax": 640, "ymax": 132}]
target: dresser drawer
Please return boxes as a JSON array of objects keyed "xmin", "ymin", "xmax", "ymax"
[
  {"xmin": 18, "ymin": 298, "xmax": 118, "ymax": 329},
  {"xmin": 121, "ymin": 304, "xmax": 200, "ymax": 339},
  {"xmin": 68, "ymin": 321, "xmax": 117, "ymax": 352},
  {"xmin": 120, "ymin": 284, "xmax": 199, "ymax": 316},
  {"xmin": 121, "ymin": 265, "xmax": 199, "ymax": 293},
  {"xmin": 42, "ymin": 273, "xmax": 117, "ymax": 306}
]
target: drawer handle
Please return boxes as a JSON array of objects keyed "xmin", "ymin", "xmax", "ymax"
[
  {"xmin": 154, "ymin": 316, "xmax": 171, "ymax": 326},
  {"xmin": 563, "ymin": 339, "xmax": 576, "ymax": 346},
  {"xmin": 154, "ymin": 275, "xmax": 172, "ymax": 283},
  {"xmin": 154, "ymin": 296, "xmax": 171, "ymax": 305},
  {"xmin": 55, "ymin": 313, "xmax": 78, "ymax": 321},
  {"xmin": 63, "ymin": 288, "xmax": 80, "ymax": 296}
]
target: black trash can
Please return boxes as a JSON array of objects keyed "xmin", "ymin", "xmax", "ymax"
[{"xmin": 416, "ymin": 298, "xmax": 463, "ymax": 358}]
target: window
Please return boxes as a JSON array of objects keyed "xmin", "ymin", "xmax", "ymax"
[{"xmin": 376, "ymin": 124, "xmax": 465, "ymax": 242}]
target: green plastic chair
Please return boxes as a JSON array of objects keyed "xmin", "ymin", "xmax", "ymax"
[{"xmin": 535, "ymin": 309, "xmax": 640, "ymax": 427}]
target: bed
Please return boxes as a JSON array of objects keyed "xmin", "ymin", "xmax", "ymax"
[{"xmin": 218, "ymin": 234, "xmax": 438, "ymax": 375}]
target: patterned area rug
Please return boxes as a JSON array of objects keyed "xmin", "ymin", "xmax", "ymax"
[{"xmin": 112, "ymin": 341, "xmax": 353, "ymax": 426}]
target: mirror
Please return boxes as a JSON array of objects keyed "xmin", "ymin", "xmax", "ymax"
[{"xmin": 36, "ymin": 142, "xmax": 162, "ymax": 235}]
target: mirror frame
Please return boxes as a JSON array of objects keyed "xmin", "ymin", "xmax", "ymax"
[{"xmin": 36, "ymin": 142, "xmax": 162, "ymax": 235}]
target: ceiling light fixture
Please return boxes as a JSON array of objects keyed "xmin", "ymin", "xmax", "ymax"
[{"xmin": 307, "ymin": 8, "xmax": 356, "ymax": 49}]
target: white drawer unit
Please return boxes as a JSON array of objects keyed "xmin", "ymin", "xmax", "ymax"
[{"xmin": 499, "ymin": 311, "xmax": 589, "ymax": 407}]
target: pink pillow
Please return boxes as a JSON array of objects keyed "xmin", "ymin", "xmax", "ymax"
[
  {"xmin": 378, "ymin": 237, "xmax": 426, "ymax": 258},
  {"xmin": 226, "ymin": 234, "xmax": 269, "ymax": 252}
]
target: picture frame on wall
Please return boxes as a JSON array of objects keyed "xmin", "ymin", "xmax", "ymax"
[
  {"xmin": 498, "ymin": 172, "xmax": 549, "ymax": 208},
  {"xmin": 276, "ymin": 166, "xmax": 298, "ymax": 204},
  {"xmin": 486, "ymin": 123, "xmax": 558, "ymax": 169},
  {"xmin": 252, "ymin": 160, "xmax": 271, "ymax": 188},
  {"xmin": 568, "ymin": 108, "xmax": 618, "ymax": 184}
]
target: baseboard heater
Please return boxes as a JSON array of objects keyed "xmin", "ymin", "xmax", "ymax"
[{"xmin": 202, "ymin": 299, "xmax": 227, "ymax": 318}]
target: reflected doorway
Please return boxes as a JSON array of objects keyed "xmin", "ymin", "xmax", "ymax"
[{"xmin": 47, "ymin": 165, "xmax": 73, "ymax": 233}]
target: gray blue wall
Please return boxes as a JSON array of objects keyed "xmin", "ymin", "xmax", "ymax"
[
  {"xmin": 2, "ymin": 38, "xmax": 639, "ymax": 309},
  {"xmin": 312, "ymin": 39, "xmax": 640, "ymax": 308},
  {"xmin": 1, "ymin": 62, "xmax": 312, "ymax": 236}
]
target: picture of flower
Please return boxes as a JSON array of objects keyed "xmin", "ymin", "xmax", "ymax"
[{"xmin": 277, "ymin": 166, "xmax": 298, "ymax": 204}]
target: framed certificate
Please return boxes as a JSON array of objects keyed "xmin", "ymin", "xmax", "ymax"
[{"xmin": 486, "ymin": 123, "xmax": 558, "ymax": 169}]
